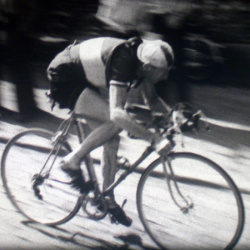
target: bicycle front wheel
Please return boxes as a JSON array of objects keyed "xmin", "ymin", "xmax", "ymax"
[
  {"xmin": 137, "ymin": 152, "xmax": 244, "ymax": 249},
  {"xmin": 1, "ymin": 129, "xmax": 82, "ymax": 225}
]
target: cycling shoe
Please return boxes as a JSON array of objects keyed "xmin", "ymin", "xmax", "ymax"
[
  {"xmin": 109, "ymin": 205, "xmax": 132, "ymax": 227},
  {"xmin": 61, "ymin": 166, "xmax": 89, "ymax": 194}
]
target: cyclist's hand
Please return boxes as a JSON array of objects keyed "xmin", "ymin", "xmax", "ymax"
[
  {"xmin": 152, "ymin": 136, "xmax": 172, "ymax": 155},
  {"xmin": 172, "ymin": 110, "xmax": 188, "ymax": 127},
  {"xmin": 172, "ymin": 109, "xmax": 202, "ymax": 133},
  {"xmin": 152, "ymin": 112, "xmax": 171, "ymax": 128}
]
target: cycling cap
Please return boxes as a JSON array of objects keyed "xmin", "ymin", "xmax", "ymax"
[{"xmin": 137, "ymin": 39, "xmax": 174, "ymax": 69}]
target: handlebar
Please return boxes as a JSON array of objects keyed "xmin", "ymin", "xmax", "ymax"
[
  {"xmin": 160, "ymin": 103, "xmax": 210, "ymax": 141},
  {"xmin": 126, "ymin": 102, "xmax": 210, "ymax": 142}
]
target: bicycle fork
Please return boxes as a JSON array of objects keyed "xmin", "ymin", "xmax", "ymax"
[
  {"xmin": 162, "ymin": 156, "xmax": 193, "ymax": 213},
  {"xmin": 32, "ymin": 119, "xmax": 74, "ymax": 200},
  {"xmin": 31, "ymin": 137, "xmax": 71, "ymax": 200}
]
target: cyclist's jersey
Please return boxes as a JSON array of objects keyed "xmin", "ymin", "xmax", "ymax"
[
  {"xmin": 47, "ymin": 37, "xmax": 143, "ymax": 109},
  {"xmin": 79, "ymin": 37, "xmax": 142, "ymax": 89}
]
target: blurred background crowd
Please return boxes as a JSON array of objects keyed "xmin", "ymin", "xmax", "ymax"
[{"xmin": 0, "ymin": 0, "xmax": 249, "ymax": 120}]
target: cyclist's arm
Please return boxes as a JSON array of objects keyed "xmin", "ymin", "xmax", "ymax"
[
  {"xmin": 109, "ymin": 83, "xmax": 156, "ymax": 142},
  {"xmin": 141, "ymin": 80, "xmax": 171, "ymax": 115}
]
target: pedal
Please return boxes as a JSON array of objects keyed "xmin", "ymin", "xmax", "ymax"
[
  {"xmin": 117, "ymin": 157, "xmax": 130, "ymax": 169},
  {"xmin": 121, "ymin": 199, "xmax": 127, "ymax": 208}
]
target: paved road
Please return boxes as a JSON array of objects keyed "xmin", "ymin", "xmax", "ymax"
[
  {"xmin": 1, "ymin": 131, "xmax": 250, "ymax": 249},
  {"xmin": 0, "ymin": 142, "xmax": 155, "ymax": 250},
  {"xmin": 0, "ymin": 81, "xmax": 250, "ymax": 249}
]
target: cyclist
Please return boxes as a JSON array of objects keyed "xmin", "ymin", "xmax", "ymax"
[{"xmin": 47, "ymin": 36, "xmax": 174, "ymax": 227}]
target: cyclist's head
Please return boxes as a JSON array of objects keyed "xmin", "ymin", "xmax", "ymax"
[
  {"xmin": 137, "ymin": 39, "xmax": 174, "ymax": 70},
  {"xmin": 137, "ymin": 39, "xmax": 174, "ymax": 83}
]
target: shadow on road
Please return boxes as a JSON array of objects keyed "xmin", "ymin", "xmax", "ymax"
[
  {"xmin": 188, "ymin": 122, "xmax": 250, "ymax": 150},
  {"xmin": 21, "ymin": 220, "xmax": 152, "ymax": 249},
  {"xmin": 0, "ymin": 107, "xmax": 63, "ymax": 133}
]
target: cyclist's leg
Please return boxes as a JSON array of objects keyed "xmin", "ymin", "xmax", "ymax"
[
  {"xmin": 74, "ymin": 88, "xmax": 121, "ymax": 194},
  {"xmin": 65, "ymin": 87, "xmax": 132, "ymax": 226},
  {"xmin": 76, "ymin": 89, "xmax": 120, "ymax": 197},
  {"xmin": 102, "ymin": 135, "xmax": 120, "ymax": 199},
  {"xmin": 101, "ymin": 135, "xmax": 132, "ymax": 227},
  {"xmin": 62, "ymin": 87, "xmax": 120, "ymax": 169}
]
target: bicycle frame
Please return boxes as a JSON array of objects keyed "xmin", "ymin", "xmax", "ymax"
[
  {"xmin": 103, "ymin": 146, "xmax": 154, "ymax": 196},
  {"xmin": 2, "ymin": 103, "xmax": 244, "ymax": 249},
  {"xmin": 52, "ymin": 110, "xmax": 200, "ymax": 215},
  {"xmin": 53, "ymin": 111, "xmax": 158, "ymax": 198},
  {"xmin": 50, "ymin": 105, "xmax": 208, "ymax": 205}
]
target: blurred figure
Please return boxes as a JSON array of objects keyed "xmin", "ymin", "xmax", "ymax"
[{"xmin": 96, "ymin": 0, "xmax": 159, "ymax": 38}]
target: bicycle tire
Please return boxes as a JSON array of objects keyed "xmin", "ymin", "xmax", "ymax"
[
  {"xmin": 137, "ymin": 152, "xmax": 244, "ymax": 249},
  {"xmin": 1, "ymin": 128, "xmax": 82, "ymax": 225}
]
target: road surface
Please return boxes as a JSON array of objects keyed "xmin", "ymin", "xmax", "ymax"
[{"xmin": 0, "ymin": 81, "xmax": 250, "ymax": 249}]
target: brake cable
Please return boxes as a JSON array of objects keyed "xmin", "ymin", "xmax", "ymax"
[{"xmin": 162, "ymin": 157, "xmax": 193, "ymax": 213}]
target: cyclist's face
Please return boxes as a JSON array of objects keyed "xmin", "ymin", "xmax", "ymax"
[{"xmin": 140, "ymin": 64, "xmax": 170, "ymax": 84}]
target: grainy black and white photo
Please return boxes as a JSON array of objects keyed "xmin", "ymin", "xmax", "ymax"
[{"xmin": 0, "ymin": 0, "xmax": 249, "ymax": 249}]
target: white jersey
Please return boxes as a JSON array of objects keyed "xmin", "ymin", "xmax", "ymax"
[{"xmin": 79, "ymin": 37, "xmax": 124, "ymax": 88}]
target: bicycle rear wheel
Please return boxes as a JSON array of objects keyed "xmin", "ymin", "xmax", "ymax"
[
  {"xmin": 137, "ymin": 152, "xmax": 244, "ymax": 249},
  {"xmin": 1, "ymin": 129, "xmax": 82, "ymax": 225}
]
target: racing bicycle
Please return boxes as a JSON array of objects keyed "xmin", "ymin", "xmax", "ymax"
[{"xmin": 1, "ymin": 103, "xmax": 245, "ymax": 249}]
